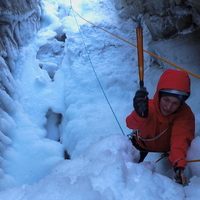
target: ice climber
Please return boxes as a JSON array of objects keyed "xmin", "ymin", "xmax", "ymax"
[{"xmin": 126, "ymin": 69, "xmax": 195, "ymax": 184}]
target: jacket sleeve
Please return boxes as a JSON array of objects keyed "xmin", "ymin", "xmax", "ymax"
[
  {"xmin": 126, "ymin": 110, "xmax": 147, "ymax": 130},
  {"xmin": 126, "ymin": 100, "xmax": 154, "ymax": 130},
  {"xmin": 168, "ymin": 107, "xmax": 195, "ymax": 169}
]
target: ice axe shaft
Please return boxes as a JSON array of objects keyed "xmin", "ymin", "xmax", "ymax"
[{"xmin": 136, "ymin": 20, "xmax": 144, "ymax": 89}]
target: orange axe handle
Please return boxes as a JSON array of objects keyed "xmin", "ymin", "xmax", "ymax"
[{"xmin": 136, "ymin": 25, "xmax": 144, "ymax": 88}]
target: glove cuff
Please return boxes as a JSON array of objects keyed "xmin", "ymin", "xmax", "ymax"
[{"xmin": 174, "ymin": 167, "xmax": 185, "ymax": 173}]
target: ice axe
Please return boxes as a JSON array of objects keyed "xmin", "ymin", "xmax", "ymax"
[
  {"xmin": 134, "ymin": 18, "xmax": 148, "ymax": 118},
  {"xmin": 136, "ymin": 18, "xmax": 145, "ymax": 89}
]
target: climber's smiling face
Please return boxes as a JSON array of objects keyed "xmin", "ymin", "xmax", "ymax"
[{"xmin": 160, "ymin": 96, "xmax": 181, "ymax": 116}]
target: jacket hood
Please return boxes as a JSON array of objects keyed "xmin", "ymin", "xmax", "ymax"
[{"xmin": 154, "ymin": 69, "xmax": 191, "ymax": 107}]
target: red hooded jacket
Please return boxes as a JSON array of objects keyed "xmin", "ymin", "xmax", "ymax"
[{"xmin": 126, "ymin": 69, "xmax": 195, "ymax": 168}]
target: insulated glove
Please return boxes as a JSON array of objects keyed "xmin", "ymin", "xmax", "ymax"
[
  {"xmin": 174, "ymin": 167, "xmax": 185, "ymax": 184},
  {"xmin": 133, "ymin": 88, "xmax": 149, "ymax": 118}
]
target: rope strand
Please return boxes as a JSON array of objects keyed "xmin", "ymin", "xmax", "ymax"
[
  {"xmin": 70, "ymin": 0, "xmax": 200, "ymax": 164},
  {"xmin": 70, "ymin": 3, "xmax": 126, "ymax": 136},
  {"xmin": 70, "ymin": 5, "xmax": 200, "ymax": 79}
]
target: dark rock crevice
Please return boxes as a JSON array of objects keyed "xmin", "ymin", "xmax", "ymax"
[{"xmin": 114, "ymin": 0, "xmax": 200, "ymax": 40}]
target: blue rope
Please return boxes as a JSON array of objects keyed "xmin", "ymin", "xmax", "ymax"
[{"xmin": 69, "ymin": 2, "xmax": 125, "ymax": 136}]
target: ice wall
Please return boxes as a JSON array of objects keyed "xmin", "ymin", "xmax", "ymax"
[{"xmin": 0, "ymin": 0, "xmax": 42, "ymax": 174}]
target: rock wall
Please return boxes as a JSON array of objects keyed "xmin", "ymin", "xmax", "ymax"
[
  {"xmin": 0, "ymin": 0, "xmax": 42, "ymax": 71},
  {"xmin": 113, "ymin": 0, "xmax": 200, "ymax": 85},
  {"xmin": 0, "ymin": 0, "xmax": 42, "ymax": 168},
  {"xmin": 113, "ymin": 0, "xmax": 200, "ymax": 40}
]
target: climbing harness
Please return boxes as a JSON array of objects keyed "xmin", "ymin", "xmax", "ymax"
[{"xmin": 129, "ymin": 126, "xmax": 171, "ymax": 142}]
